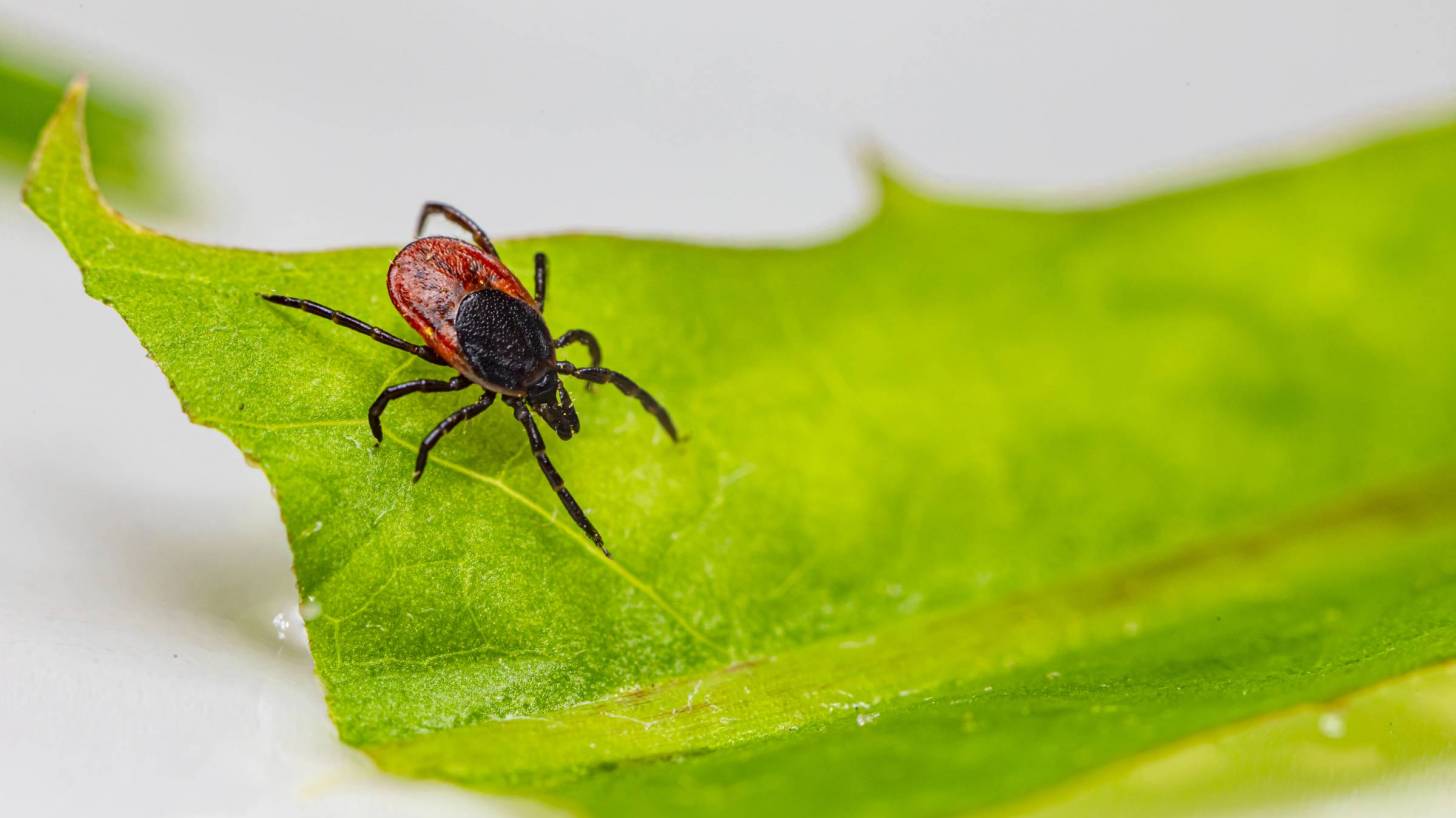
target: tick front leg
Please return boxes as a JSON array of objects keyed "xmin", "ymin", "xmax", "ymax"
[
  {"xmin": 554, "ymin": 329, "xmax": 602, "ymax": 368},
  {"xmin": 260, "ymin": 294, "xmax": 445, "ymax": 365},
  {"xmin": 415, "ymin": 201, "xmax": 500, "ymax": 258},
  {"xmin": 368, "ymin": 376, "xmax": 472, "ymax": 443},
  {"xmin": 558, "ymin": 363, "xmax": 678, "ymax": 441},
  {"xmin": 413, "ymin": 391, "xmax": 497, "ymax": 481},
  {"xmin": 534, "ymin": 252, "xmax": 548, "ymax": 312},
  {"xmin": 506, "ymin": 396, "xmax": 609, "ymax": 557}
]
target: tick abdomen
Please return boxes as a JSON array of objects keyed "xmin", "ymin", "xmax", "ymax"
[{"xmin": 386, "ymin": 236, "xmax": 535, "ymax": 377}]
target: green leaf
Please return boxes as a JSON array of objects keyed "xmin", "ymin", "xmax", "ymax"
[
  {"xmin": 1007, "ymin": 661, "xmax": 1456, "ymax": 818},
  {"xmin": 26, "ymin": 79, "xmax": 1456, "ymax": 817},
  {"xmin": 0, "ymin": 47, "xmax": 156, "ymax": 196}
]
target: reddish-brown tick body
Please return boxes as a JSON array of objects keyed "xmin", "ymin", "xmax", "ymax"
[
  {"xmin": 388, "ymin": 236, "xmax": 540, "ymax": 394},
  {"xmin": 260, "ymin": 202, "xmax": 678, "ymax": 557}
]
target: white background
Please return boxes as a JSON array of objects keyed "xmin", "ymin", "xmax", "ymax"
[{"xmin": 1, "ymin": 2, "xmax": 1454, "ymax": 816}]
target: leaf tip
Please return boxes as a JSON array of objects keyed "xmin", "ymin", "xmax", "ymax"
[
  {"xmin": 22, "ymin": 74, "xmax": 94, "ymax": 213},
  {"xmin": 24, "ymin": 74, "xmax": 157, "ymax": 248},
  {"xmin": 851, "ymin": 141, "xmax": 935, "ymax": 227},
  {"xmin": 851, "ymin": 136, "xmax": 889, "ymax": 179},
  {"xmin": 853, "ymin": 138, "xmax": 908, "ymax": 200},
  {"xmin": 66, "ymin": 72, "xmax": 91, "ymax": 98}
]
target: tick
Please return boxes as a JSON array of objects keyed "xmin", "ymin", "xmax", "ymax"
[{"xmin": 261, "ymin": 202, "xmax": 677, "ymax": 557}]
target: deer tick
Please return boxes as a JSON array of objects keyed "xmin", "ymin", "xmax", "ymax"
[{"xmin": 261, "ymin": 202, "xmax": 677, "ymax": 557}]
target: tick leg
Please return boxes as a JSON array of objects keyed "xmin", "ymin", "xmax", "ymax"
[
  {"xmin": 506, "ymin": 396, "xmax": 609, "ymax": 557},
  {"xmin": 534, "ymin": 252, "xmax": 548, "ymax": 312},
  {"xmin": 369, "ymin": 376, "xmax": 472, "ymax": 443},
  {"xmin": 260, "ymin": 294, "xmax": 444, "ymax": 365},
  {"xmin": 555, "ymin": 329, "xmax": 602, "ymax": 391},
  {"xmin": 557, "ymin": 363, "xmax": 677, "ymax": 441},
  {"xmin": 416, "ymin": 201, "xmax": 499, "ymax": 258},
  {"xmin": 414, "ymin": 391, "xmax": 497, "ymax": 481},
  {"xmin": 554, "ymin": 329, "xmax": 602, "ymax": 368}
]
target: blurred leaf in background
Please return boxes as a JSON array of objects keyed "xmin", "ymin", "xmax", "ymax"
[
  {"xmin": 0, "ymin": 42, "xmax": 159, "ymax": 199},
  {"xmin": 25, "ymin": 80, "xmax": 1456, "ymax": 817}
]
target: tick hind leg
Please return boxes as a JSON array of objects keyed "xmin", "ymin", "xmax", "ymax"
[
  {"xmin": 416, "ymin": 202, "xmax": 499, "ymax": 258},
  {"xmin": 413, "ymin": 391, "xmax": 497, "ymax": 481},
  {"xmin": 558, "ymin": 363, "xmax": 677, "ymax": 441},
  {"xmin": 259, "ymin": 294, "xmax": 444, "ymax": 365},
  {"xmin": 369, "ymin": 376, "xmax": 472, "ymax": 443},
  {"xmin": 505, "ymin": 396, "xmax": 608, "ymax": 557}
]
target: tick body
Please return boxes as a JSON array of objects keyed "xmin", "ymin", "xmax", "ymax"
[{"xmin": 262, "ymin": 202, "xmax": 677, "ymax": 557}]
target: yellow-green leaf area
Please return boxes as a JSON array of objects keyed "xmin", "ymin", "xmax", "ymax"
[{"xmin": 25, "ymin": 80, "xmax": 1456, "ymax": 817}]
